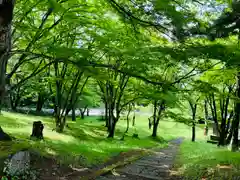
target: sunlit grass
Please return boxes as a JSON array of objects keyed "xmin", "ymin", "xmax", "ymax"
[
  {"xmin": 0, "ymin": 111, "xmax": 200, "ymax": 166},
  {"xmin": 175, "ymin": 140, "xmax": 240, "ymax": 178}
]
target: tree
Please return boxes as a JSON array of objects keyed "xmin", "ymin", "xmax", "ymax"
[
  {"xmin": 185, "ymin": 91, "xmax": 200, "ymax": 142},
  {"xmin": 0, "ymin": 0, "xmax": 15, "ymax": 141}
]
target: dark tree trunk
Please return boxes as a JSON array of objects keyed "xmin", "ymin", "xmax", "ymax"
[
  {"xmin": 152, "ymin": 123, "xmax": 158, "ymax": 137},
  {"xmin": 0, "ymin": 1, "xmax": 15, "ymax": 140},
  {"xmin": 72, "ymin": 107, "xmax": 76, "ymax": 121},
  {"xmin": 0, "ymin": 0, "xmax": 14, "ymax": 112},
  {"xmin": 80, "ymin": 110, "xmax": 85, "ymax": 119},
  {"xmin": 189, "ymin": 101, "xmax": 197, "ymax": 142},
  {"xmin": 218, "ymin": 90, "xmax": 231, "ymax": 146},
  {"xmin": 152, "ymin": 101, "xmax": 165, "ymax": 137},
  {"xmin": 192, "ymin": 122, "xmax": 196, "ymax": 142},
  {"xmin": 232, "ymin": 72, "xmax": 240, "ymax": 151},
  {"xmin": 80, "ymin": 106, "xmax": 87, "ymax": 119},
  {"xmin": 105, "ymin": 101, "xmax": 109, "ymax": 127},
  {"xmin": 208, "ymin": 94, "xmax": 220, "ymax": 136},
  {"xmin": 204, "ymin": 99, "xmax": 208, "ymax": 120},
  {"xmin": 107, "ymin": 119, "xmax": 117, "ymax": 138},
  {"xmin": 226, "ymin": 124, "xmax": 234, "ymax": 145},
  {"xmin": 226, "ymin": 110, "xmax": 234, "ymax": 133},
  {"xmin": 56, "ymin": 116, "xmax": 66, "ymax": 133},
  {"xmin": 30, "ymin": 121, "xmax": 44, "ymax": 140},
  {"xmin": 9, "ymin": 88, "xmax": 21, "ymax": 112},
  {"xmin": 125, "ymin": 104, "xmax": 131, "ymax": 133},
  {"xmin": 87, "ymin": 108, "xmax": 89, "ymax": 116},
  {"xmin": 9, "ymin": 94, "xmax": 17, "ymax": 111},
  {"xmin": 132, "ymin": 113, "xmax": 135, "ymax": 126},
  {"xmin": 36, "ymin": 93, "xmax": 44, "ymax": 112}
]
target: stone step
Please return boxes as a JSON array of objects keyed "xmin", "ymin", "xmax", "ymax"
[
  {"xmin": 118, "ymin": 166, "xmax": 169, "ymax": 177},
  {"xmin": 116, "ymin": 171, "xmax": 165, "ymax": 180},
  {"xmin": 134, "ymin": 162, "xmax": 170, "ymax": 169}
]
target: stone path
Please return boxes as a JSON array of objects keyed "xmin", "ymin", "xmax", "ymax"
[{"xmin": 97, "ymin": 138, "xmax": 183, "ymax": 180}]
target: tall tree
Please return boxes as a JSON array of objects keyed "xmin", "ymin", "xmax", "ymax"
[{"xmin": 0, "ymin": 0, "xmax": 15, "ymax": 141}]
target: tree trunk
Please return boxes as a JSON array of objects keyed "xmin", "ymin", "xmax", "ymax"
[
  {"xmin": 9, "ymin": 93, "xmax": 17, "ymax": 111},
  {"xmin": 152, "ymin": 101, "xmax": 165, "ymax": 137},
  {"xmin": 125, "ymin": 104, "xmax": 131, "ymax": 133},
  {"xmin": 132, "ymin": 113, "xmax": 135, "ymax": 126},
  {"xmin": 56, "ymin": 116, "xmax": 66, "ymax": 133},
  {"xmin": 204, "ymin": 99, "xmax": 208, "ymax": 120},
  {"xmin": 0, "ymin": 1, "xmax": 14, "ymax": 112},
  {"xmin": 218, "ymin": 94, "xmax": 231, "ymax": 146},
  {"xmin": 232, "ymin": 72, "xmax": 240, "ymax": 152},
  {"xmin": 226, "ymin": 110, "xmax": 234, "ymax": 134},
  {"xmin": 0, "ymin": 1, "xmax": 15, "ymax": 140},
  {"xmin": 36, "ymin": 93, "xmax": 44, "ymax": 112},
  {"xmin": 105, "ymin": 101, "xmax": 109, "ymax": 127},
  {"xmin": 72, "ymin": 107, "xmax": 76, "ymax": 121},
  {"xmin": 226, "ymin": 124, "xmax": 234, "ymax": 145},
  {"xmin": 152, "ymin": 122, "xmax": 158, "ymax": 137},
  {"xmin": 208, "ymin": 94, "xmax": 220, "ymax": 136},
  {"xmin": 87, "ymin": 108, "xmax": 89, "ymax": 116},
  {"xmin": 108, "ymin": 119, "xmax": 117, "ymax": 138},
  {"xmin": 80, "ymin": 109, "xmax": 85, "ymax": 119},
  {"xmin": 189, "ymin": 101, "xmax": 197, "ymax": 142},
  {"xmin": 192, "ymin": 122, "xmax": 196, "ymax": 142}
]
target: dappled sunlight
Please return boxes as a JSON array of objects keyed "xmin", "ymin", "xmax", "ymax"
[
  {"xmin": 45, "ymin": 147, "xmax": 57, "ymax": 155},
  {"xmin": 1, "ymin": 113, "xmax": 180, "ymax": 166},
  {"xmin": 44, "ymin": 130, "xmax": 77, "ymax": 143},
  {"xmin": 175, "ymin": 140, "xmax": 240, "ymax": 178},
  {"xmin": 3, "ymin": 127, "xmax": 32, "ymax": 135}
]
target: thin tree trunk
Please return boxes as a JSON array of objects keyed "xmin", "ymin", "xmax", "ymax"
[
  {"xmin": 208, "ymin": 95, "xmax": 220, "ymax": 136},
  {"xmin": 189, "ymin": 101, "xmax": 197, "ymax": 142},
  {"xmin": 132, "ymin": 112, "xmax": 135, "ymax": 126},
  {"xmin": 219, "ymin": 92, "xmax": 231, "ymax": 146},
  {"xmin": 232, "ymin": 72, "xmax": 240, "ymax": 151},
  {"xmin": 105, "ymin": 100, "xmax": 109, "ymax": 127},
  {"xmin": 125, "ymin": 104, "xmax": 131, "ymax": 133},
  {"xmin": 36, "ymin": 93, "xmax": 44, "ymax": 112},
  {"xmin": 192, "ymin": 122, "xmax": 196, "ymax": 142},
  {"xmin": 72, "ymin": 107, "xmax": 76, "ymax": 121},
  {"xmin": 204, "ymin": 100, "xmax": 208, "ymax": 120},
  {"xmin": 87, "ymin": 108, "xmax": 89, "ymax": 116},
  {"xmin": 226, "ymin": 123, "xmax": 234, "ymax": 145}
]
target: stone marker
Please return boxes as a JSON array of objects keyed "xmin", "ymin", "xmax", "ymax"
[{"xmin": 5, "ymin": 151, "xmax": 30, "ymax": 176}]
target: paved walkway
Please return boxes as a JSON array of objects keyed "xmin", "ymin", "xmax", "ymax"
[{"xmin": 97, "ymin": 138, "xmax": 183, "ymax": 180}]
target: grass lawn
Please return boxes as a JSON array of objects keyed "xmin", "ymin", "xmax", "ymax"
[
  {"xmin": 0, "ymin": 110, "xmax": 206, "ymax": 167},
  {"xmin": 174, "ymin": 140, "xmax": 240, "ymax": 179},
  {"xmin": 0, "ymin": 111, "xmax": 196, "ymax": 167}
]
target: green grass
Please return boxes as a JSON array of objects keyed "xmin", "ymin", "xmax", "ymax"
[
  {"xmin": 0, "ymin": 111, "xmax": 206, "ymax": 167},
  {"xmin": 175, "ymin": 140, "xmax": 240, "ymax": 178}
]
